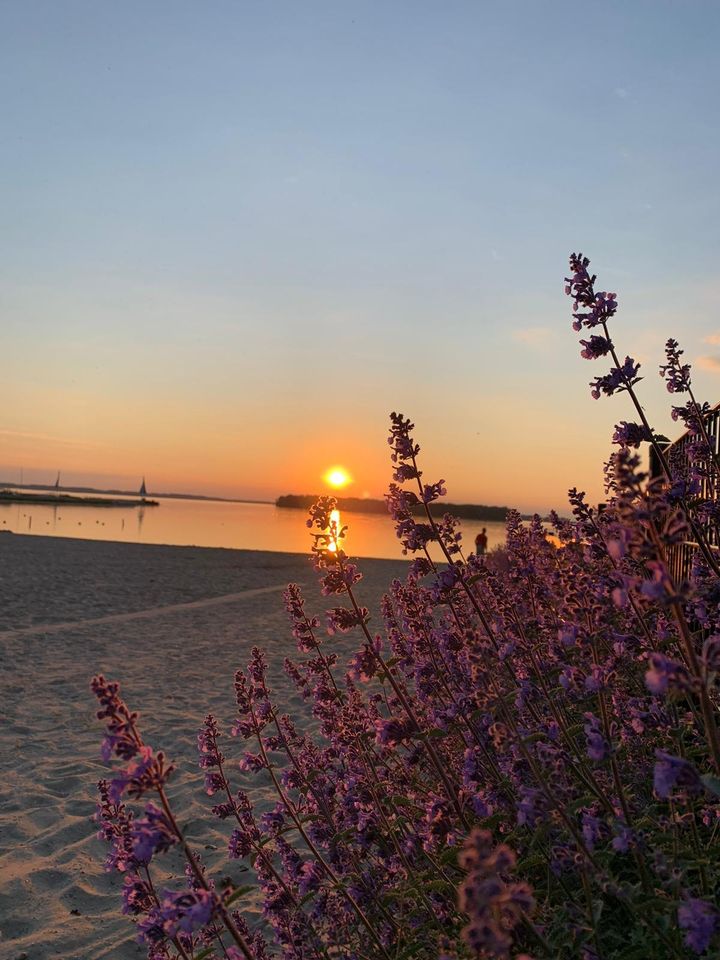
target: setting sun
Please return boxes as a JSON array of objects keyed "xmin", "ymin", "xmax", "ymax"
[{"xmin": 324, "ymin": 466, "xmax": 351, "ymax": 489}]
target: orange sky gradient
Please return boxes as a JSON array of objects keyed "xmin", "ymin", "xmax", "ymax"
[
  {"xmin": 4, "ymin": 5, "xmax": 720, "ymax": 515},
  {"xmin": 4, "ymin": 327, "xmax": 719, "ymax": 514}
]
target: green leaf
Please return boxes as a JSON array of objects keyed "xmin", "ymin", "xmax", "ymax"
[
  {"xmin": 224, "ymin": 884, "xmax": 255, "ymax": 906},
  {"xmin": 521, "ymin": 731, "xmax": 546, "ymax": 745},
  {"xmin": 422, "ymin": 727, "xmax": 449, "ymax": 740},
  {"xmin": 194, "ymin": 948, "xmax": 216, "ymax": 960},
  {"xmin": 395, "ymin": 941, "xmax": 428, "ymax": 959},
  {"xmin": 332, "ymin": 827, "xmax": 357, "ymax": 843},
  {"xmin": 565, "ymin": 795, "xmax": 599, "ymax": 818},
  {"xmin": 425, "ymin": 878, "xmax": 454, "ymax": 894},
  {"xmin": 439, "ymin": 845, "xmax": 460, "ymax": 868}
]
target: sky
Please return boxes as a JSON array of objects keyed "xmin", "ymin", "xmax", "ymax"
[{"xmin": 2, "ymin": 1, "xmax": 720, "ymax": 513}]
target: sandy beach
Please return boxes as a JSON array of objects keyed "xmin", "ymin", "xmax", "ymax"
[{"xmin": 0, "ymin": 533, "xmax": 410, "ymax": 960}]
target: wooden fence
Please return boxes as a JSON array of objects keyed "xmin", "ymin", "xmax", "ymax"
[{"xmin": 650, "ymin": 403, "xmax": 720, "ymax": 582}]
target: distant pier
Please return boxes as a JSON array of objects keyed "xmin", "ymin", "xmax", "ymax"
[{"xmin": 0, "ymin": 491, "xmax": 158, "ymax": 508}]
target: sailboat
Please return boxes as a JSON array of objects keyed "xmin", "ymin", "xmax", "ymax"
[
  {"xmin": 137, "ymin": 476, "xmax": 158, "ymax": 509},
  {"xmin": 54, "ymin": 471, "xmax": 61, "ymax": 491},
  {"xmin": 136, "ymin": 476, "xmax": 158, "ymax": 508}
]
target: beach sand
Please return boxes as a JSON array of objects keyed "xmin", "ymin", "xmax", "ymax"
[{"xmin": 0, "ymin": 533, "xmax": 410, "ymax": 960}]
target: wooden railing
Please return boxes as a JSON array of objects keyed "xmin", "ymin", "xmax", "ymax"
[{"xmin": 650, "ymin": 402, "xmax": 720, "ymax": 582}]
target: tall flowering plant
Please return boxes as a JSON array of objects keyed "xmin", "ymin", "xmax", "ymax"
[{"xmin": 91, "ymin": 255, "xmax": 720, "ymax": 959}]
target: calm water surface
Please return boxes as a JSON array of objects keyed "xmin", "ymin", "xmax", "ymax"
[{"xmin": 0, "ymin": 493, "xmax": 508, "ymax": 561}]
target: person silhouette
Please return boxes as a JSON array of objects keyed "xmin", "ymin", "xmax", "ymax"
[{"xmin": 475, "ymin": 527, "xmax": 488, "ymax": 556}]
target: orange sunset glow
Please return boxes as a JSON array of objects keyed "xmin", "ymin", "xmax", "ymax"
[
  {"xmin": 324, "ymin": 467, "xmax": 352, "ymax": 489},
  {"xmin": 327, "ymin": 507, "xmax": 342, "ymax": 552},
  {"xmin": 3, "ymin": 3, "xmax": 719, "ymax": 522}
]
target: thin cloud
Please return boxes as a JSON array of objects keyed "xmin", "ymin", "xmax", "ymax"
[
  {"xmin": 614, "ymin": 87, "xmax": 629, "ymax": 99},
  {"xmin": 704, "ymin": 334, "xmax": 720, "ymax": 345},
  {"xmin": 0, "ymin": 428, "xmax": 105, "ymax": 448},
  {"xmin": 696, "ymin": 356, "xmax": 720, "ymax": 371},
  {"xmin": 512, "ymin": 327, "xmax": 552, "ymax": 347}
]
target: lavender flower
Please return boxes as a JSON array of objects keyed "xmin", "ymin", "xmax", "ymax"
[
  {"xmin": 158, "ymin": 888, "xmax": 215, "ymax": 937},
  {"xmin": 131, "ymin": 802, "xmax": 177, "ymax": 862},
  {"xmin": 678, "ymin": 898, "xmax": 719, "ymax": 954},
  {"xmin": 660, "ymin": 338, "xmax": 692, "ymax": 394},
  {"xmin": 95, "ymin": 779, "xmax": 137, "ymax": 873},
  {"xmin": 284, "ymin": 583, "xmax": 320, "ymax": 652},
  {"xmin": 121, "ymin": 874, "xmax": 154, "ymax": 916},
  {"xmin": 198, "ymin": 714, "xmax": 228, "ymax": 796},
  {"xmin": 91, "ymin": 675, "xmax": 141, "ymax": 762},
  {"xmin": 612, "ymin": 421, "xmax": 652, "ymax": 448},
  {"xmin": 584, "ymin": 713, "xmax": 609, "ymax": 762},
  {"xmin": 580, "ymin": 335, "xmax": 613, "ymax": 359},
  {"xmin": 374, "ymin": 716, "xmax": 415, "ymax": 747},
  {"xmin": 644, "ymin": 653, "xmax": 693, "ymax": 696},
  {"xmin": 88, "ymin": 257, "xmax": 720, "ymax": 960},
  {"xmin": 91, "ymin": 676, "xmax": 174, "ymax": 803},
  {"xmin": 654, "ymin": 751, "xmax": 703, "ymax": 799},
  {"xmin": 107, "ymin": 745, "xmax": 173, "ymax": 805},
  {"xmin": 459, "ymin": 829, "xmax": 534, "ymax": 959},
  {"xmin": 590, "ymin": 356, "xmax": 641, "ymax": 399}
]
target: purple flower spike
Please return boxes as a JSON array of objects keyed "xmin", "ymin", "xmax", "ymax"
[
  {"xmin": 131, "ymin": 801, "xmax": 177, "ymax": 863},
  {"xmin": 459, "ymin": 829, "xmax": 534, "ymax": 959},
  {"xmin": 91, "ymin": 675, "xmax": 141, "ymax": 762},
  {"xmin": 158, "ymin": 887, "xmax": 215, "ymax": 937},
  {"xmin": 580, "ymin": 335, "xmax": 613, "ymax": 359},
  {"xmin": 584, "ymin": 713, "xmax": 609, "ymax": 762},
  {"xmin": 590, "ymin": 357, "xmax": 641, "ymax": 399},
  {"xmin": 660, "ymin": 338, "xmax": 693, "ymax": 394},
  {"xmin": 679, "ymin": 898, "xmax": 719, "ymax": 954},
  {"xmin": 612, "ymin": 421, "xmax": 652, "ymax": 448},
  {"xmin": 326, "ymin": 605, "xmax": 368, "ymax": 634},
  {"xmin": 566, "ymin": 253, "xmax": 618, "ymax": 328},
  {"xmin": 95, "ymin": 779, "xmax": 137, "ymax": 873},
  {"xmin": 375, "ymin": 716, "xmax": 415, "ymax": 747},
  {"xmin": 198, "ymin": 714, "xmax": 229, "ymax": 796},
  {"xmin": 121, "ymin": 874, "xmax": 153, "ymax": 916},
  {"xmin": 284, "ymin": 583, "xmax": 321, "ymax": 652},
  {"xmin": 653, "ymin": 751, "xmax": 703, "ymax": 799},
  {"xmin": 297, "ymin": 860, "xmax": 324, "ymax": 896},
  {"xmin": 108, "ymin": 745, "xmax": 173, "ymax": 805},
  {"xmin": 388, "ymin": 412, "xmax": 421, "ymax": 481},
  {"xmin": 645, "ymin": 653, "xmax": 693, "ymax": 696}
]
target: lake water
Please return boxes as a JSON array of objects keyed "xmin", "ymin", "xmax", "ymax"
[{"xmin": 0, "ymin": 492, "xmax": 508, "ymax": 561}]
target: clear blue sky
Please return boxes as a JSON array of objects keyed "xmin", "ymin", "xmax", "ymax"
[{"xmin": 2, "ymin": 1, "xmax": 720, "ymax": 511}]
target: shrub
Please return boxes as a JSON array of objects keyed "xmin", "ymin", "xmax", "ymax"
[{"xmin": 91, "ymin": 255, "xmax": 720, "ymax": 959}]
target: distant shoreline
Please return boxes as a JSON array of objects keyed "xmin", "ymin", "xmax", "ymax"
[
  {"xmin": 0, "ymin": 482, "xmax": 273, "ymax": 506},
  {"xmin": 276, "ymin": 494, "xmax": 513, "ymax": 522},
  {"xmin": 0, "ymin": 490, "xmax": 158, "ymax": 508}
]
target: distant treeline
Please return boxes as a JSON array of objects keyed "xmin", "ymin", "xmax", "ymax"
[{"xmin": 275, "ymin": 494, "xmax": 510, "ymax": 522}]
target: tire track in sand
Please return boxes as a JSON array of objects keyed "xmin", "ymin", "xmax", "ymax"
[{"xmin": 0, "ymin": 584, "xmax": 287, "ymax": 640}]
